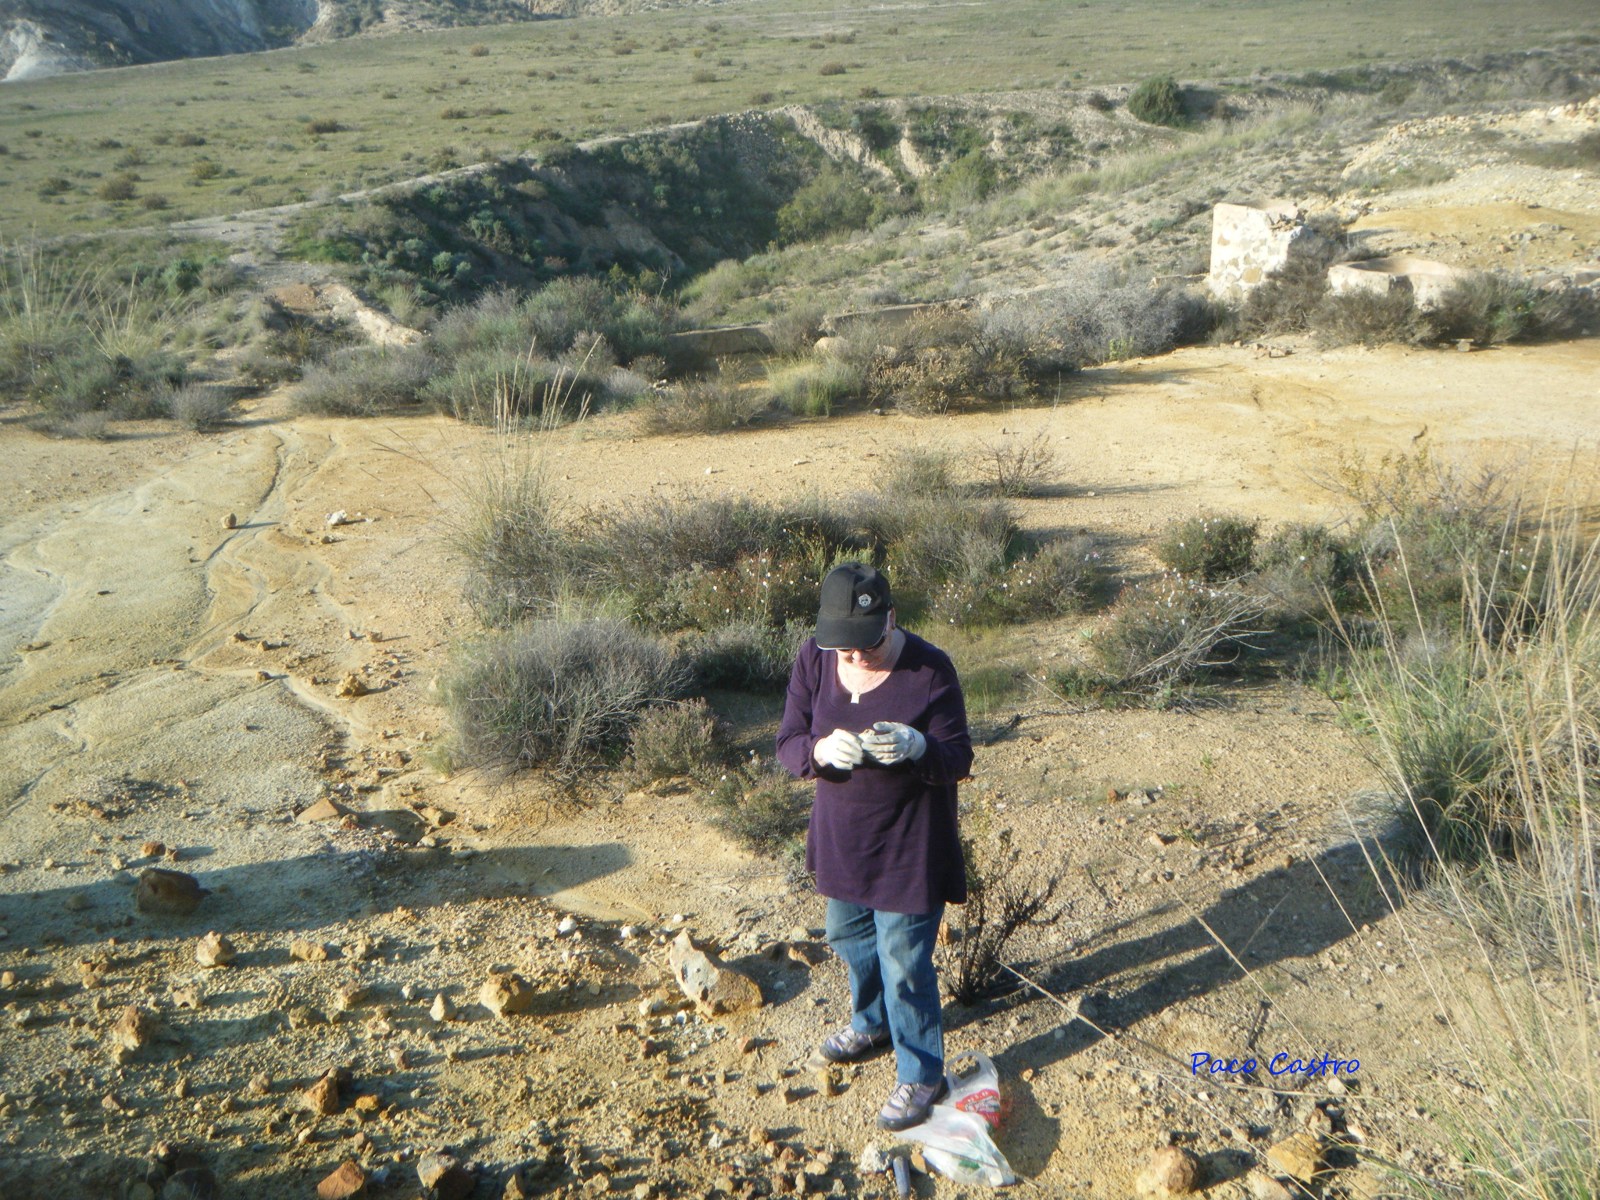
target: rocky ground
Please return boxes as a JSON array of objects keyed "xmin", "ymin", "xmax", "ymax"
[{"xmin": 2, "ymin": 96, "xmax": 1599, "ymax": 1200}]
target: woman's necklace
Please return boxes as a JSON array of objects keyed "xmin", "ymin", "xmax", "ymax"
[{"xmin": 836, "ymin": 631, "xmax": 905, "ymax": 702}]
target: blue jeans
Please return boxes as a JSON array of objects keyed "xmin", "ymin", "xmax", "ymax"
[{"xmin": 825, "ymin": 898, "xmax": 945, "ymax": 1086}]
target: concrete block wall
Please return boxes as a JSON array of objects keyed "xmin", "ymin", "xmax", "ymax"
[{"xmin": 1208, "ymin": 202, "xmax": 1326, "ymax": 300}]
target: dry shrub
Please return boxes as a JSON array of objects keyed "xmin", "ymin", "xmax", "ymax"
[
  {"xmin": 1311, "ymin": 287, "xmax": 1425, "ymax": 347},
  {"xmin": 944, "ymin": 825, "xmax": 1062, "ymax": 1005},
  {"xmin": 868, "ymin": 311, "xmax": 1030, "ymax": 415},
  {"xmin": 636, "ymin": 376, "xmax": 771, "ymax": 433},
  {"xmin": 164, "ymin": 383, "xmax": 236, "ymax": 431},
  {"xmin": 443, "ymin": 618, "xmax": 687, "ymax": 776},
  {"xmin": 973, "ymin": 431, "xmax": 1058, "ymax": 498},
  {"xmin": 1089, "ymin": 574, "xmax": 1267, "ymax": 701}
]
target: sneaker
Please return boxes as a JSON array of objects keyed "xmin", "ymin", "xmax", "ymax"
[
  {"xmin": 877, "ymin": 1078, "xmax": 950, "ymax": 1131},
  {"xmin": 817, "ymin": 1025, "xmax": 891, "ymax": 1064}
]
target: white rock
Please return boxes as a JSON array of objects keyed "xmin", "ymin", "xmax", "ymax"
[
  {"xmin": 430, "ymin": 994, "xmax": 452, "ymax": 1023},
  {"xmin": 556, "ymin": 916, "xmax": 578, "ymax": 936}
]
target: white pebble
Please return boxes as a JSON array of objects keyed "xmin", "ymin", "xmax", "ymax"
[{"xmin": 557, "ymin": 916, "xmax": 578, "ymax": 936}]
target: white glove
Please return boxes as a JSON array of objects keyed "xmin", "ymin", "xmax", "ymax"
[
  {"xmin": 860, "ymin": 721, "xmax": 926, "ymax": 765},
  {"xmin": 813, "ymin": 728, "xmax": 865, "ymax": 771}
]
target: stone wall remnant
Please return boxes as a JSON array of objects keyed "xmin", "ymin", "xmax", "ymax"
[
  {"xmin": 1327, "ymin": 256, "xmax": 1467, "ymax": 309},
  {"xmin": 1208, "ymin": 201, "xmax": 1327, "ymax": 300}
]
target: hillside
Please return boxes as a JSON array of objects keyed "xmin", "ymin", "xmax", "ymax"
[{"xmin": 0, "ymin": 0, "xmax": 710, "ymax": 81}]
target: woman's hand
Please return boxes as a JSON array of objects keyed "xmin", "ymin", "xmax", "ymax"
[
  {"xmin": 860, "ymin": 721, "xmax": 926, "ymax": 765},
  {"xmin": 813, "ymin": 728, "xmax": 866, "ymax": 771}
]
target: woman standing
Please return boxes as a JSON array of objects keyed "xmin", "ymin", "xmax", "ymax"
[{"xmin": 776, "ymin": 562, "xmax": 973, "ymax": 1131}]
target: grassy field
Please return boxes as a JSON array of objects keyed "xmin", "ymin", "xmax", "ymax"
[{"xmin": 1, "ymin": 0, "xmax": 1594, "ymax": 239}]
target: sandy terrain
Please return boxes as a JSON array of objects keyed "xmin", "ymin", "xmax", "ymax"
[{"xmin": 2, "ymin": 317, "xmax": 1597, "ymax": 1197}]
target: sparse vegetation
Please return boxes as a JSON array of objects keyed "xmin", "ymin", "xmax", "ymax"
[
  {"xmin": 1156, "ymin": 514, "xmax": 1259, "ymax": 581},
  {"xmin": 624, "ymin": 698, "xmax": 729, "ymax": 787},
  {"xmin": 944, "ymin": 823, "xmax": 1062, "ymax": 1004}
]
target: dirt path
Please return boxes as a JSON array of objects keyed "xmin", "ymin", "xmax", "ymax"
[{"xmin": 1, "ymin": 336, "xmax": 1597, "ymax": 1197}]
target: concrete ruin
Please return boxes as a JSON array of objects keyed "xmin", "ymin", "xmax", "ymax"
[
  {"xmin": 1208, "ymin": 201, "xmax": 1327, "ymax": 300},
  {"xmin": 1326, "ymin": 256, "xmax": 1469, "ymax": 309}
]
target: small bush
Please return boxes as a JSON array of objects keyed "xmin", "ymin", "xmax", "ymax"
[
  {"xmin": 868, "ymin": 311, "xmax": 1031, "ymax": 415},
  {"xmin": 704, "ymin": 758, "xmax": 810, "ymax": 856},
  {"xmin": 294, "ymin": 348, "xmax": 434, "ymax": 416},
  {"xmin": 305, "ymin": 117, "xmax": 344, "ymax": 134},
  {"xmin": 1090, "ymin": 574, "xmax": 1266, "ymax": 700},
  {"xmin": 189, "ymin": 158, "xmax": 222, "ymax": 182},
  {"xmin": 776, "ymin": 164, "xmax": 875, "ymax": 243},
  {"xmin": 1225, "ymin": 257, "xmax": 1331, "ymax": 340},
  {"xmin": 1426, "ymin": 272, "xmax": 1600, "ymax": 346},
  {"xmin": 468, "ymin": 43, "xmax": 490, "ymax": 57},
  {"xmin": 688, "ymin": 620, "xmax": 799, "ymax": 689},
  {"xmin": 1311, "ymin": 288, "xmax": 1424, "ymax": 347},
  {"xmin": 444, "ymin": 618, "xmax": 687, "ymax": 775},
  {"xmin": 765, "ymin": 303, "xmax": 827, "ymax": 357},
  {"xmin": 165, "ymin": 383, "xmax": 236, "ymax": 431},
  {"xmin": 636, "ymin": 377, "xmax": 771, "ymax": 434},
  {"xmin": 974, "ymin": 431, "xmax": 1057, "ymax": 497},
  {"xmin": 138, "ymin": 193, "xmax": 171, "ymax": 212},
  {"xmin": 943, "ymin": 825, "xmax": 1061, "ymax": 1005},
  {"xmin": 1251, "ymin": 522, "xmax": 1356, "ymax": 620},
  {"xmin": 625, "ymin": 698, "xmax": 728, "ymax": 786},
  {"xmin": 926, "ymin": 534, "xmax": 1106, "ymax": 628},
  {"xmin": 766, "ymin": 357, "xmax": 865, "ymax": 417},
  {"xmin": 97, "ymin": 174, "xmax": 139, "ymax": 202},
  {"xmin": 818, "ymin": 62, "xmax": 847, "ymax": 76},
  {"xmin": 1155, "ymin": 514, "xmax": 1259, "ymax": 581},
  {"xmin": 1127, "ymin": 75, "xmax": 1188, "ymax": 127}
]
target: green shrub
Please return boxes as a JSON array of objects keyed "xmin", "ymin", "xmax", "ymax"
[
  {"xmin": 189, "ymin": 158, "xmax": 222, "ymax": 181},
  {"xmin": 765, "ymin": 303, "xmax": 827, "ymax": 357},
  {"xmin": 818, "ymin": 62, "xmax": 847, "ymax": 76},
  {"xmin": 1127, "ymin": 75, "xmax": 1188, "ymax": 127},
  {"xmin": 443, "ymin": 618, "xmax": 688, "ymax": 775},
  {"xmin": 1224, "ymin": 257, "xmax": 1330, "ymax": 340},
  {"xmin": 926, "ymin": 534, "xmax": 1106, "ymax": 628},
  {"xmin": 688, "ymin": 620, "xmax": 800, "ymax": 689},
  {"xmin": 766, "ymin": 357, "xmax": 865, "ymax": 417},
  {"xmin": 625, "ymin": 698, "xmax": 728, "ymax": 786},
  {"xmin": 294, "ymin": 347, "xmax": 434, "ymax": 416},
  {"xmin": 457, "ymin": 452, "xmax": 572, "ymax": 627},
  {"xmin": 305, "ymin": 117, "xmax": 344, "ymax": 134},
  {"xmin": 1426, "ymin": 272, "xmax": 1600, "ymax": 346},
  {"xmin": 867, "ymin": 311, "xmax": 1030, "ymax": 415},
  {"xmin": 1155, "ymin": 514, "xmax": 1259, "ymax": 581},
  {"xmin": 776, "ymin": 164, "xmax": 875, "ymax": 243},
  {"xmin": 704, "ymin": 758, "xmax": 810, "ymax": 856}
]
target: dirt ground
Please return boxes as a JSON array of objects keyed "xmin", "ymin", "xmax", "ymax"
[{"xmin": 3, "ymin": 96, "xmax": 1600, "ymax": 1200}]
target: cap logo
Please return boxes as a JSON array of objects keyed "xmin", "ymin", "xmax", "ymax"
[{"xmin": 857, "ymin": 593, "xmax": 873, "ymax": 608}]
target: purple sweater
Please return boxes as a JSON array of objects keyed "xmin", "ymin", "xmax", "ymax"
[{"xmin": 775, "ymin": 632, "xmax": 972, "ymax": 914}]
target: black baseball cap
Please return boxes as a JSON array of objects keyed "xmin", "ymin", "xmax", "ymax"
[{"xmin": 815, "ymin": 563, "xmax": 893, "ymax": 650}]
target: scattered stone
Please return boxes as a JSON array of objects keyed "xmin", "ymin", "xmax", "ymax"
[
  {"xmin": 141, "ymin": 841, "xmax": 166, "ymax": 858},
  {"xmin": 786, "ymin": 942, "xmax": 827, "ymax": 968},
  {"xmin": 556, "ymin": 916, "xmax": 579, "ymax": 936},
  {"xmin": 388, "ymin": 1047, "xmax": 410, "ymax": 1071},
  {"xmin": 1265, "ymin": 1132, "xmax": 1323, "ymax": 1184},
  {"xmin": 816, "ymin": 1068, "xmax": 841, "ymax": 1097},
  {"xmin": 291, "ymin": 938, "xmax": 331, "ymax": 963},
  {"xmin": 668, "ymin": 930, "xmax": 763, "ymax": 1017},
  {"xmin": 111, "ymin": 1005, "xmax": 168, "ymax": 1053},
  {"xmin": 247, "ymin": 1072, "xmax": 273, "ymax": 1096},
  {"xmin": 135, "ymin": 869, "xmax": 206, "ymax": 916},
  {"xmin": 739, "ymin": 1036, "xmax": 760, "ymax": 1054},
  {"xmin": 297, "ymin": 797, "xmax": 346, "ymax": 824},
  {"xmin": 317, "ymin": 1160, "xmax": 366, "ymax": 1199},
  {"xmin": 480, "ymin": 972, "xmax": 534, "ymax": 1019},
  {"xmin": 302, "ymin": 1073, "xmax": 343, "ymax": 1116},
  {"xmin": 857, "ymin": 1144, "xmax": 888, "ymax": 1175},
  {"xmin": 78, "ymin": 958, "xmax": 109, "ymax": 988},
  {"xmin": 1134, "ymin": 1145, "xmax": 1202, "ymax": 1196},
  {"xmin": 430, "ymin": 993, "xmax": 453, "ymax": 1023},
  {"xmin": 222, "ymin": 513, "xmax": 237, "ymax": 530},
  {"xmin": 172, "ymin": 986, "xmax": 203, "ymax": 1010},
  {"xmin": 336, "ymin": 982, "xmax": 371, "ymax": 1011},
  {"xmin": 195, "ymin": 932, "xmax": 236, "ymax": 968},
  {"xmin": 417, "ymin": 1151, "xmax": 476, "ymax": 1200},
  {"xmin": 336, "ymin": 674, "xmax": 373, "ymax": 699},
  {"xmin": 353, "ymin": 1093, "xmax": 384, "ymax": 1116}
]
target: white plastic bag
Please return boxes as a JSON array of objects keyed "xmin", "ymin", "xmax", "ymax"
[
  {"xmin": 945, "ymin": 1050, "xmax": 1005, "ymax": 1128},
  {"xmin": 901, "ymin": 1106, "xmax": 1016, "ymax": 1187}
]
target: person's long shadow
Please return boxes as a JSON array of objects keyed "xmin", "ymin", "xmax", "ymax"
[
  {"xmin": 948, "ymin": 821, "xmax": 1414, "ymax": 1177},
  {"xmin": 0, "ymin": 842, "xmax": 633, "ymax": 956}
]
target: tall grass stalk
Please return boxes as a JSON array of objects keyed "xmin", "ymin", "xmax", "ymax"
[{"xmin": 1338, "ymin": 506, "xmax": 1599, "ymax": 1198}]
